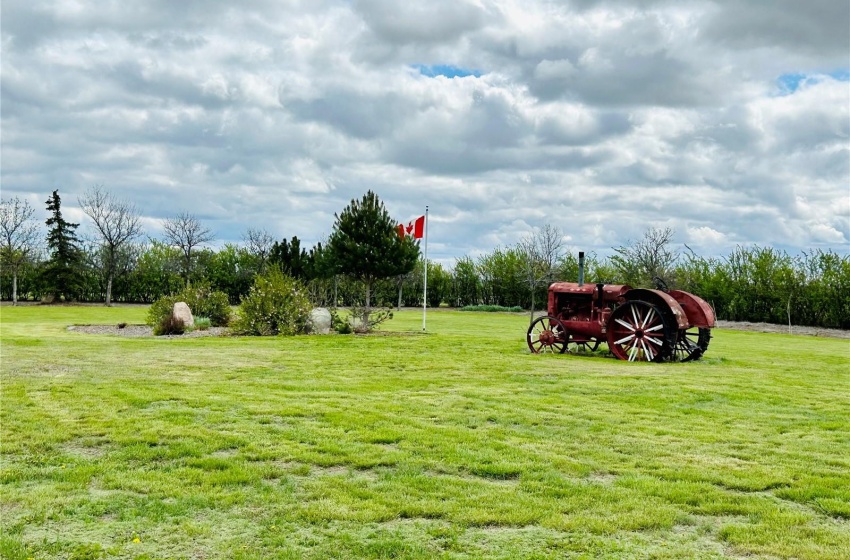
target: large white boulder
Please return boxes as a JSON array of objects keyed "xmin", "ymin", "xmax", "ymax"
[
  {"xmin": 172, "ymin": 302, "xmax": 194, "ymax": 327},
  {"xmin": 308, "ymin": 307, "xmax": 332, "ymax": 334}
]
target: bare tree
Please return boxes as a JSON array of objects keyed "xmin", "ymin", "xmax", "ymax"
[
  {"xmin": 79, "ymin": 185, "xmax": 143, "ymax": 305},
  {"xmin": 242, "ymin": 227, "xmax": 274, "ymax": 272},
  {"xmin": 0, "ymin": 196, "xmax": 40, "ymax": 305},
  {"xmin": 518, "ymin": 224, "xmax": 565, "ymax": 325},
  {"xmin": 162, "ymin": 212, "xmax": 214, "ymax": 287},
  {"xmin": 611, "ymin": 227, "xmax": 678, "ymax": 288}
]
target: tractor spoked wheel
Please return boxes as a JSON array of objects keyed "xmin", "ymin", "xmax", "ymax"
[
  {"xmin": 672, "ymin": 328, "xmax": 712, "ymax": 362},
  {"xmin": 606, "ymin": 300, "xmax": 675, "ymax": 362},
  {"xmin": 527, "ymin": 316, "xmax": 568, "ymax": 354}
]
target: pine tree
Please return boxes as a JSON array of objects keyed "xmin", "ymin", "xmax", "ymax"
[
  {"xmin": 269, "ymin": 236, "xmax": 309, "ymax": 280},
  {"xmin": 42, "ymin": 190, "xmax": 83, "ymax": 301},
  {"xmin": 327, "ymin": 191, "xmax": 420, "ymax": 313}
]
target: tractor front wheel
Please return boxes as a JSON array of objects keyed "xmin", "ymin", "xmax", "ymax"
[
  {"xmin": 527, "ymin": 316, "xmax": 568, "ymax": 354},
  {"xmin": 606, "ymin": 300, "xmax": 674, "ymax": 362}
]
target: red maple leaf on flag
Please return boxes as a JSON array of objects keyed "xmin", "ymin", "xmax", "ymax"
[{"xmin": 397, "ymin": 215, "xmax": 425, "ymax": 239}]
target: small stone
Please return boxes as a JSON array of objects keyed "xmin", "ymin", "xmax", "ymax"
[
  {"xmin": 308, "ymin": 307, "xmax": 332, "ymax": 334},
  {"xmin": 172, "ymin": 302, "xmax": 194, "ymax": 327}
]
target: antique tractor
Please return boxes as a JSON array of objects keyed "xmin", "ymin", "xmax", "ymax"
[{"xmin": 527, "ymin": 256, "xmax": 715, "ymax": 362}]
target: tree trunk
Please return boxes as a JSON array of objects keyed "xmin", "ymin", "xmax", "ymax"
[
  {"xmin": 361, "ymin": 280, "xmax": 372, "ymax": 333},
  {"xmin": 787, "ymin": 296, "xmax": 792, "ymax": 335},
  {"xmin": 398, "ymin": 282, "xmax": 403, "ymax": 310},
  {"xmin": 12, "ymin": 271, "xmax": 18, "ymax": 306},
  {"xmin": 106, "ymin": 273, "xmax": 113, "ymax": 307},
  {"xmin": 184, "ymin": 251, "xmax": 192, "ymax": 288},
  {"xmin": 365, "ymin": 280, "xmax": 371, "ymax": 311},
  {"xmin": 529, "ymin": 284, "xmax": 535, "ymax": 326}
]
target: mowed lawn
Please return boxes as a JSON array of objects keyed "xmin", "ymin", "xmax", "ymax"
[{"xmin": 1, "ymin": 306, "xmax": 848, "ymax": 560}]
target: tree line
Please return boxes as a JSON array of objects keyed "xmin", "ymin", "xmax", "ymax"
[{"xmin": 2, "ymin": 190, "xmax": 848, "ymax": 329}]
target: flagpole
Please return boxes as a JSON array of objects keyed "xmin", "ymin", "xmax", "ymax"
[{"xmin": 423, "ymin": 206, "xmax": 428, "ymax": 332}]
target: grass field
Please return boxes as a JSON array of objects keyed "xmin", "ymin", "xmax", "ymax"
[{"xmin": 1, "ymin": 306, "xmax": 848, "ymax": 559}]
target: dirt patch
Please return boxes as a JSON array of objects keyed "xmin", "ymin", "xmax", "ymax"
[{"xmin": 716, "ymin": 320, "xmax": 849, "ymax": 339}]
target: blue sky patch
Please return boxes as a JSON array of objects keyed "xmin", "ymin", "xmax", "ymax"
[
  {"xmin": 776, "ymin": 69, "xmax": 849, "ymax": 95},
  {"xmin": 412, "ymin": 64, "xmax": 482, "ymax": 79},
  {"xmin": 829, "ymin": 68, "xmax": 850, "ymax": 81},
  {"xmin": 776, "ymin": 73, "xmax": 806, "ymax": 94}
]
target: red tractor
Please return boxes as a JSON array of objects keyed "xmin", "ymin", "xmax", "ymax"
[{"xmin": 527, "ymin": 258, "xmax": 715, "ymax": 362}]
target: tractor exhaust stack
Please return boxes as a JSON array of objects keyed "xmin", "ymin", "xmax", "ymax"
[{"xmin": 578, "ymin": 252, "xmax": 585, "ymax": 286}]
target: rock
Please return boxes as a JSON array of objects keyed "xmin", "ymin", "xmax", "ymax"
[
  {"xmin": 308, "ymin": 307, "xmax": 332, "ymax": 334},
  {"xmin": 172, "ymin": 302, "xmax": 194, "ymax": 327}
]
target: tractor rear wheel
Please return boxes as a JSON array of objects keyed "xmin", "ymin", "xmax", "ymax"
[
  {"xmin": 606, "ymin": 300, "xmax": 675, "ymax": 362},
  {"xmin": 672, "ymin": 328, "xmax": 711, "ymax": 362},
  {"xmin": 527, "ymin": 316, "xmax": 568, "ymax": 354}
]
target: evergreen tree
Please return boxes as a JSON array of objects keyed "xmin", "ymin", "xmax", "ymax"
[
  {"xmin": 42, "ymin": 190, "xmax": 83, "ymax": 300},
  {"xmin": 269, "ymin": 236, "xmax": 309, "ymax": 279},
  {"xmin": 327, "ymin": 191, "xmax": 419, "ymax": 312}
]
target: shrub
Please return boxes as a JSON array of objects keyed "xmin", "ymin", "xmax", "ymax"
[
  {"xmin": 153, "ymin": 314, "xmax": 185, "ymax": 336},
  {"xmin": 146, "ymin": 283, "xmax": 232, "ymax": 328},
  {"xmin": 459, "ymin": 305, "xmax": 524, "ymax": 312},
  {"xmin": 194, "ymin": 316, "xmax": 211, "ymax": 331},
  {"xmin": 232, "ymin": 268, "xmax": 311, "ymax": 336},
  {"xmin": 146, "ymin": 294, "xmax": 178, "ymax": 327},
  {"xmin": 329, "ymin": 308, "xmax": 352, "ymax": 334},
  {"xmin": 180, "ymin": 284, "xmax": 232, "ymax": 326}
]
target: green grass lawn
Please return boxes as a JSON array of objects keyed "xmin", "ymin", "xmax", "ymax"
[{"xmin": 1, "ymin": 306, "xmax": 848, "ymax": 559}]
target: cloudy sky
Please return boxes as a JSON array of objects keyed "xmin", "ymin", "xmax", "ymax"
[{"xmin": 2, "ymin": 0, "xmax": 848, "ymax": 264}]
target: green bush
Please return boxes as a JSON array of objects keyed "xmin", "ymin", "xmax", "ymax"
[
  {"xmin": 180, "ymin": 284, "xmax": 231, "ymax": 326},
  {"xmin": 329, "ymin": 308, "xmax": 352, "ymax": 334},
  {"xmin": 232, "ymin": 268, "xmax": 311, "ymax": 336},
  {"xmin": 459, "ymin": 305, "xmax": 524, "ymax": 312},
  {"xmin": 194, "ymin": 316, "xmax": 211, "ymax": 331},
  {"xmin": 146, "ymin": 283, "xmax": 232, "ymax": 327},
  {"xmin": 146, "ymin": 294, "xmax": 177, "ymax": 327}
]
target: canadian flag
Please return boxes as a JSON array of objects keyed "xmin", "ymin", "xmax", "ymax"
[{"xmin": 398, "ymin": 215, "xmax": 425, "ymax": 239}]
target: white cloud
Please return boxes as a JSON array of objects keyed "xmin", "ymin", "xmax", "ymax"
[
  {"xmin": 686, "ymin": 226, "xmax": 728, "ymax": 247},
  {"xmin": 1, "ymin": 0, "xmax": 847, "ymax": 262}
]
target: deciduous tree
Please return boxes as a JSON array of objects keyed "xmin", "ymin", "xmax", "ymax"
[
  {"xmin": 162, "ymin": 212, "xmax": 213, "ymax": 287},
  {"xmin": 242, "ymin": 227, "xmax": 274, "ymax": 273},
  {"xmin": 612, "ymin": 227, "xmax": 678, "ymax": 288},
  {"xmin": 79, "ymin": 185, "xmax": 143, "ymax": 305},
  {"xmin": 0, "ymin": 196, "xmax": 40, "ymax": 305},
  {"xmin": 518, "ymin": 224, "xmax": 565, "ymax": 324}
]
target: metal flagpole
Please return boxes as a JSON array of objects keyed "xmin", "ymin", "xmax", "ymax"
[{"xmin": 423, "ymin": 206, "xmax": 429, "ymax": 332}]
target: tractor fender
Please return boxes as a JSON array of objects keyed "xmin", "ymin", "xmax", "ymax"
[
  {"xmin": 668, "ymin": 290, "xmax": 716, "ymax": 328},
  {"xmin": 623, "ymin": 289, "xmax": 689, "ymax": 330}
]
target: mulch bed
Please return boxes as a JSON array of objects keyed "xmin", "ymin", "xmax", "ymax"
[{"xmin": 68, "ymin": 325, "xmax": 228, "ymax": 338}]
